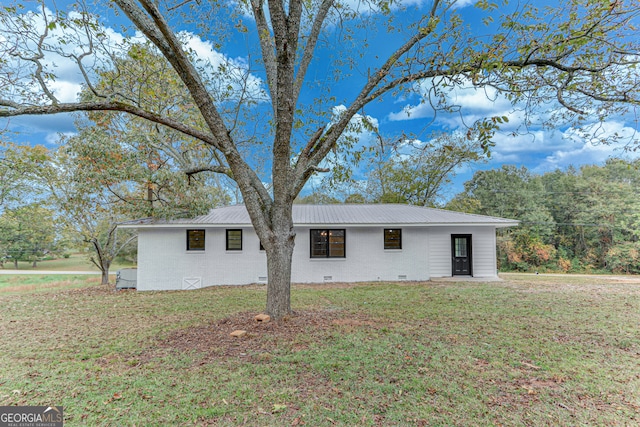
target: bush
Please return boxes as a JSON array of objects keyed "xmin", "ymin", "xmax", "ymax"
[
  {"xmin": 605, "ymin": 243, "xmax": 640, "ymax": 274},
  {"xmin": 557, "ymin": 258, "xmax": 571, "ymax": 272}
]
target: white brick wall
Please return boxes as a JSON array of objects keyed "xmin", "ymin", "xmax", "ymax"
[
  {"xmin": 290, "ymin": 227, "xmax": 429, "ymax": 283},
  {"xmin": 136, "ymin": 228, "xmax": 267, "ymax": 290},
  {"xmin": 136, "ymin": 225, "xmax": 498, "ymax": 290},
  {"xmin": 427, "ymin": 226, "xmax": 498, "ymax": 278}
]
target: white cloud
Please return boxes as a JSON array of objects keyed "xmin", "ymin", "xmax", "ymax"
[
  {"xmin": 1, "ymin": 7, "xmax": 266, "ymax": 105},
  {"xmin": 388, "ymin": 101, "xmax": 433, "ymax": 121},
  {"xmin": 488, "ymin": 130, "xmax": 558, "ymax": 162},
  {"xmin": 0, "ymin": 8, "xmax": 132, "ymax": 107},
  {"xmin": 330, "ymin": 104, "xmax": 380, "ymax": 150},
  {"xmin": 534, "ymin": 143, "xmax": 622, "ymax": 172},
  {"xmin": 452, "ymin": 0, "xmax": 477, "ymax": 8},
  {"xmin": 182, "ymin": 34, "xmax": 268, "ymax": 102},
  {"xmin": 332, "ymin": 104, "xmax": 378, "ymax": 129},
  {"xmin": 532, "ymin": 122, "xmax": 640, "ymax": 171},
  {"xmin": 1, "ymin": 6, "xmax": 267, "ymax": 143},
  {"xmin": 48, "ymin": 80, "xmax": 84, "ymax": 104},
  {"xmin": 45, "ymin": 131, "xmax": 76, "ymax": 146},
  {"xmin": 482, "ymin": 120, "xmax": 640, "ymax": 173},
  {"xmin": 386, "ymin": 71, "xmax": 640, "ymax": 175},
  {"xmin": 183, "ymin": 36, "xmax": 227, "ymax": 65},
  {"xmin": 564, "ymin": 120, "xmax": 638, "ymax": 147},
  {"xmin": 388, "ymin": 77, "xmax": 513, "ymax": 123}
]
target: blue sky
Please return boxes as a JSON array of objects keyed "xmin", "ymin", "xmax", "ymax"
[{"xmin": 2, "ymin": 0, "xmax": 638, "ymax": 202}]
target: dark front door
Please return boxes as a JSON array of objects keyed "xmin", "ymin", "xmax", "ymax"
[{"xmin": 452, "ymin": 235, "xmax": 472, "ymax": 276}]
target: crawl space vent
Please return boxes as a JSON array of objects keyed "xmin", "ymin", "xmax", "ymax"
[{"xmin": 182, "ymin": 277, "xmax": 202, "ymax": 290}]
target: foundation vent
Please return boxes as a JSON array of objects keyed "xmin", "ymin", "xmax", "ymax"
[
  {"xmin": 398, "ymin": 275, "xmax": 408, "ymax": 280},
  {"xmin": 323, "ymin": 275, "xmax": 333, "ymax": 282},
  {"xmin": 182, "ymin": 277, "xmax": 202, "ymax": 290}
]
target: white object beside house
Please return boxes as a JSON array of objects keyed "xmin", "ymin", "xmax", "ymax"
[{"xmin": 120, "ymin": 204, "xmax": 518, "ymax": 291}]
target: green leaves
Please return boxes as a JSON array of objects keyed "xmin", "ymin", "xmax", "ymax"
[
  {"xmin": 474, "ymin": 0, "xmax": 500, "ymax": 12},
  {"xmin": 471, "ymin": 116, "xmax": 509, "ymax": 156},
  {"xmin": 453, "ymin": 159, "xmax": 640, "ymax": 273},
  {"xmin": 0, "ymin": 204, "xmax": 58, "ymax": 267},
  {"xmin": 367, "ymin": 132, "xmax": 485, "ymax": 207}
]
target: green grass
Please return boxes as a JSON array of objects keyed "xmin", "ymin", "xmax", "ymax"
[
  {"xmin": 0, "ymin": 275, "xmax": 103, "ymax": 294},
  {"xmin": 2, "ymin": 253, "xmax": 135, "ymax": 272},
  {"xmin": 1, "ymin": 275, "xmax": 639, "ymax": 426}
]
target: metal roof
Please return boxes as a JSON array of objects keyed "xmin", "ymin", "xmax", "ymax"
[{"xmin": 121, "ymin": 204, "xmax": 519, "ymax": 228}]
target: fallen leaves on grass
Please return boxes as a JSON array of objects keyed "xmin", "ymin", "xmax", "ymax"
[
  {"xmin": 141, "ymin": 309, "xmax": 379, "ymax": 366},
  {"xmin": 103, "ymin": 392, "xmax": 123, "ymax": 404}
]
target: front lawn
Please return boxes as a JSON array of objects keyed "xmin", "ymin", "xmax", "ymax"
[
  {"xmin": 1, "ymin": 274, "xmax": 639, "ymax": 425},
  {"xmin": 0, "ymin": 275, "xmax": 101, "ymax": 294},
  {"xmin": 1, "ymin": 252, "xmax": 135, "ymax": 272}
]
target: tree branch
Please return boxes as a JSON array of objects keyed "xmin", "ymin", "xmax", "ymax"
[
  {"xmin": 293, "ymin": 3, "xmax": 445, "ymax": 188},
  {"xmin": 114, "ymin": 0, "xmax": 273, "ymax": 212},
  {"xmin": 185, "ymin": 165, "xmax": 232, "ymax": 177},
  {"xmin": 293, "ymin": 0, "xmax": 334, "ymax": 100},
  {"xmin": 250, "ymin": 0, "xmax": 278, "ymax": 115},
  {"xmin": 0, "ymin": 100, "xmax": 223, "ymax": 149}
]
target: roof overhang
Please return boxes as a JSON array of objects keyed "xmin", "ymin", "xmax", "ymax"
[
  {"xmin": 118, "ymin": 204, "xmax": 520, "ymax": 230},
  {"xmin": 120, "ymin": 221, "xmax": 520, "ymax": 229}
]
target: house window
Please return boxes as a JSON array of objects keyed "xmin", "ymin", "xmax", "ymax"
[
  {"xmin": 310, "ymin": 229, "xmax": 345, "ymax": 258},
  {"xmin": 384, "ymin": 229, "xmax": 402, "ymax": 250},
  {"xmin": 226, "ymin": 229, "xmax": 243, "ymax": 251},
  {"xmin": 187, "ymin": 229, "xmax": 205, "ymax": 251}
]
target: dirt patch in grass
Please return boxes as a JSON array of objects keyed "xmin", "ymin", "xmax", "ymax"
[
  {"xmin": 143, "ymin": 309, "xmax": 378, "ymax": 365},
  {"xmin": 487, "ymin": 370, "xmax": 566, "ymax": 408}
]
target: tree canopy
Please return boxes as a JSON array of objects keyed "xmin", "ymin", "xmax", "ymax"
[
  {"xmin": 1, "ymin": 0, "xmax": 639, "ymax": 317},
  {"xmin": 36, "ymin": 104, "xmax": 231, "ymax": 284},
  {"xmin": 0, "ymin": 143, "xmax": 49, "ymax": 208},
  {"xmin": 449, "ymin": 159, "xmax": 640, "ymax": 273},
  {"xmin": 366, "ymin": 132, "xmax": 484, "ymax": 206},
  {"xmin": 0, "ymin": 203, "xmax": 58, "ymax": 268}
]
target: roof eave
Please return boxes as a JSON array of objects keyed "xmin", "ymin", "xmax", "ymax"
[{"xmin": 119, "ymin": 221, "xmax": 520, "ymax": 229}]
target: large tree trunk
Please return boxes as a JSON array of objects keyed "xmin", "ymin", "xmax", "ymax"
[
  {"xmin": 263, "ymin": 207, "xmax": 296, "ymax": 319},
  {"xmin": 265, "ymin": 239, "xmax": 294, "ymax": 319}
]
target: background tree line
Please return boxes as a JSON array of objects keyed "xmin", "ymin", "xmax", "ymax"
[
  {"xmin": 0, "ymin": 112, "xmax": 231, "ymax": 281},
  {"xmin": 301, "ymin": 155, "xmax": 640, "ymax": 275},
  {"xmin": 3, "ymin": 132, "xmax": 640, "ymax": 276},
  {"xmin": 448, "ymin": 159, "xmax": 640, "ymax": 273}
]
